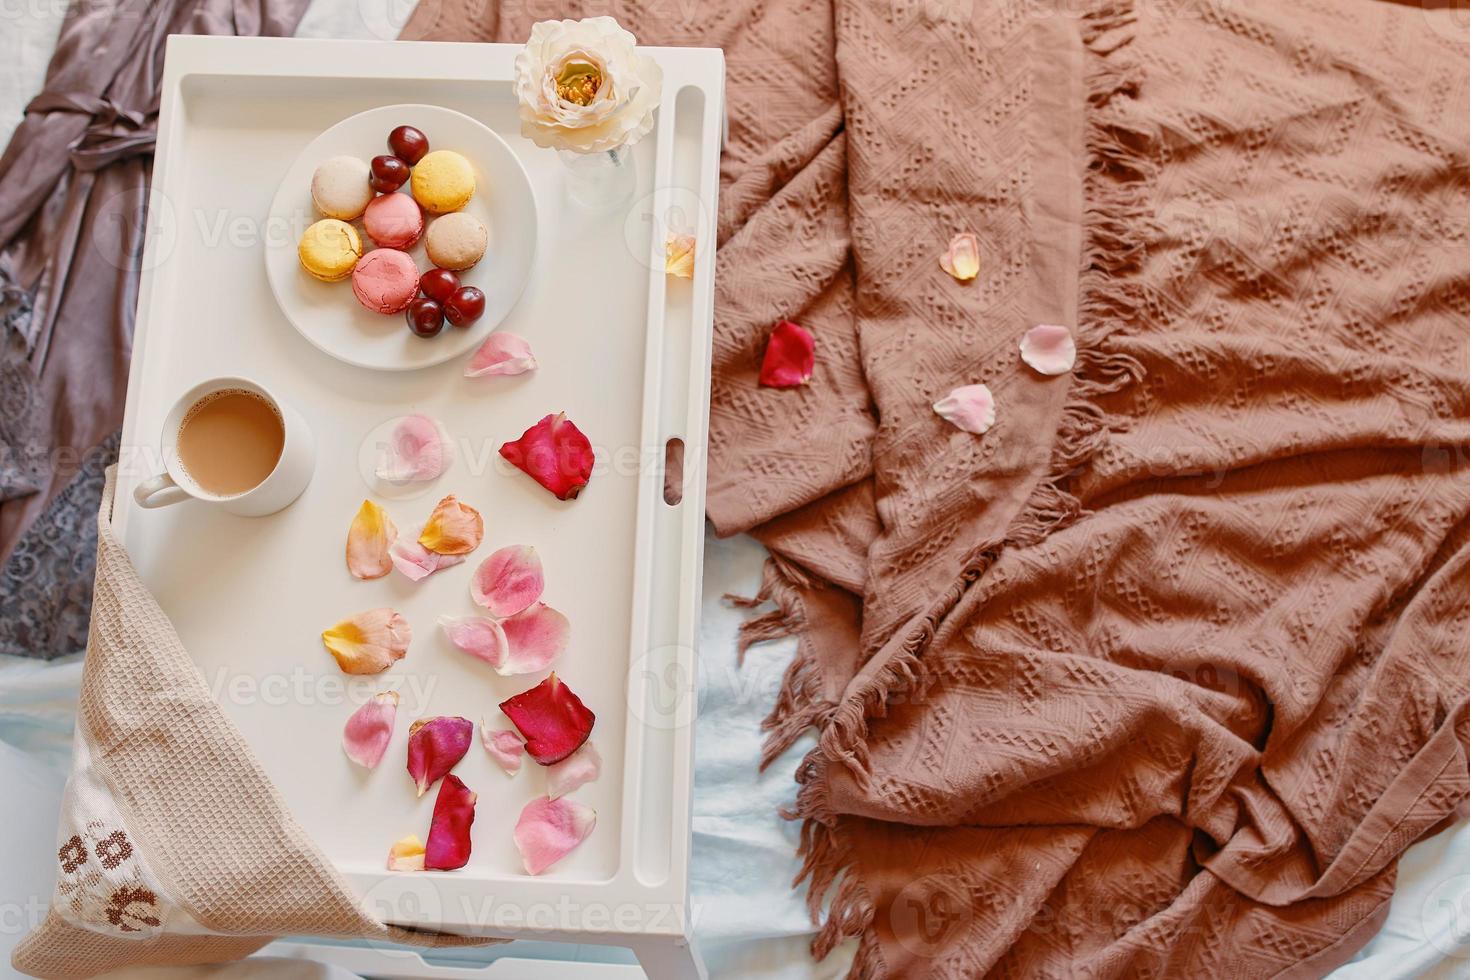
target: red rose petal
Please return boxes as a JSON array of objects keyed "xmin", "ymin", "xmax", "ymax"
[
  {"xmin": 499, "ymin": 673, "xmax": 595, "ymax": 765},
  {"xmin": 499, "ymin": 413, "xmax": 595, "ymax": 501},
  {"xmin": 758, "ymin": 320, "xmax": 814, "ymax": 388},
  {"xmin": 406, "ymin": 716, "xmax": 473, "ymax": 797},
  {"xmin": 424, "ymin": 774, "xmax": 477, "ymax": 871}
]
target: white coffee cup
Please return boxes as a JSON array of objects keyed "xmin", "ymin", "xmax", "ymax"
[{"xmin": 132, "ymin": 376, "xmax": 315, "ymax": 517}]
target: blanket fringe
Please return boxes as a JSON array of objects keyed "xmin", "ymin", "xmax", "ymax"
[
  {"xmin": 786, "ymin": 754, "xmax": 886, "ymax": 976},
  {"xmin": 726, "ymin": 554, "xmax": 844, "ymax": 767},
  {"xmin": 780, "ymin": 2, "xmax": 1156, "ymax": 971},
  {"xmin": 725, "ymin": 555, "xmax": 808, "ymax": 662}
]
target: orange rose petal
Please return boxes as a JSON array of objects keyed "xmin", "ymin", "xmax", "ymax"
[
  {"xmin": 940, "ymin": 232, "xmax": 980, "ymax": 281},
  {"xmin": 322, "ymin": 608, "xmax": 411, "ymax": 675},
  {"xmin": 664, "ymin": 233, "xmax": 695, "ymax": 279},
  {"xmin": 346, "ymin": 499, "xmax": 397, "ymax": 580},
  {"xmin": 387, "ymin": 834, "xmax": 426, "ymax": 872},
  {"xmin": 418, "ymin": 494, "xmax": 484, "ymax": 555}
]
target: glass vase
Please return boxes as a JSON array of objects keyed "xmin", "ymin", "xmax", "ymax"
[{"xmin": 558, "ymin": 143, "xmax": 635, "ymax": 210}]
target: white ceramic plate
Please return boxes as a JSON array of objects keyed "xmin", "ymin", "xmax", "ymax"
[{"xmin": 265, "ymin": 103, "xmax": 537, "ymax": 371}]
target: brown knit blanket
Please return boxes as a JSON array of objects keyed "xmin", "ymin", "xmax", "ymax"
[{"xmin": 407, "ymin": 1, "xmax": 1470, "ymax": 976}]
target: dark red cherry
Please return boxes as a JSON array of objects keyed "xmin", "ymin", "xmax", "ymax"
[
  {"xmin": 444, "ymin": 286, "xmax": 486, "ymax": 327},
  {"xmin": 419, "ymin": 268, "xmax": 460, "ymax": 303},
  {"xmin": 405, "ymin": 298, "xmax": 444, "ymax": 338},
  {"xmin": 370, "ymin": 155, "xmax": 410, "ymax": 193},
  {"xmin": 388, "ymin": 126, "xmax": 429, "ymax": 166}
]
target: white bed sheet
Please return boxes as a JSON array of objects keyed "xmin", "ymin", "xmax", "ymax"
[{"xmin": 0, "ymin": 2, "xmax": 1465, "ymax": 977}]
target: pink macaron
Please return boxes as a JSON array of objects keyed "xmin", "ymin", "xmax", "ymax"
[
  {"xmin": 351, "ymin": 249, "xmax": 419, "ymax": 315},
  {"xmin": 362, "ymin": 192, "xmax": 424, "ymax": 249}
]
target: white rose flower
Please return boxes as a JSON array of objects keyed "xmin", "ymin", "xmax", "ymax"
[{"xmin": 513, "ymin": 17, "xmax": 664, "ymax": 154}]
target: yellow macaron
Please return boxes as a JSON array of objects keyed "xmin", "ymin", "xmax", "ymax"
[
  {"xmin": 410, "ymin": 150, "xmax": 476, "ymax": 214},
  {"xmin": 298, "ymin": 219, "xmax": 362, "ymax": 282}
]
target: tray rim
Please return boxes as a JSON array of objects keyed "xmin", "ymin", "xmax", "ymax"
[{"xmin": 117, "ymin": 34, "xmax": 725, "ymax": 942}]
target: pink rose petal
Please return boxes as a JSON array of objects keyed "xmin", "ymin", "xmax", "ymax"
[
  {"xmin": 934, "ymin": 384, "xmax": 996, "ymax": 435},
  {"xmin": 439, "ymin": 615, "xmax": 508, "ymax": 670},
  {"xmin": 466, "ymin": 332, "xmax": 538, "ymax": 378},
  {"xmin": 545, "ymin": 741, "xmax": 601, "ymax": 800},
  {"xmin": 514, "ymin": 796, "xmax": 596, "ymax": 875},
  {"xmin": 1019, "ymin": 324, "xmax": 1077, "ymax": 376},
  {"xmin": 342, "ymin": 691, "xmax": 398, "ymax": 768},
  {"xmin": 498, "ymin": 603, "xmax": 570, "ymax": 676},
  {"xmin": 758, "ymin": 320, "xmax": 814, "ymax": 388},
  {"xmin": 482, "ymin": 724, "xmax": 527, "ymax": 775},
  {"xmin": 391, "ymin": 523, "xmax": 467, "ymax": 582},
  {"xmin": 471, "ymin": 545, "xmax": 545, "ymax": 617},
  {"xmin": 376, "ymin": 414, "xmax": 452, "ymax": 483}
]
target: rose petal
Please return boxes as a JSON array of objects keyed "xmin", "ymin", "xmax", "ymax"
[
  {"xmin": 407, "ymin": 716, "xmax": 474, "ymax": 797},
  {"xmin": 482, "ymin": 724, "xmax": 527, "ymax": 775},
  {"xmin": 514, "ymin": 796, "xmax": 596, "ymax": 875},
  {"xmin": 321, "ymin": 609, "xmax": 411, "ymax": 675},
  {"xmin": 466, "ymin": 333, "xmax": 538, "ymax": 378},
  {"xmin": 758, "ymin": 321, "xmax": 814, "ymax": 388},
  {"xmin": 471, "ymin": 545, "xmax": 544, "ymax": 617},
  {"xmin": 375, "ymin": 414, "xmax": 452, "ymax": 483},
  {"xmin": 418, "ymin": 494, "xmax": 484, "ymax": 555},
  {"xmin": 342, "ymin": 691, "xmax": 399, "ymax": 768},
  {"xmin": 940, "ymin": 233, "xmax": 980, "ymax": 281},
  {"xmin": 439, "ymin": 615, "xmax": 508, "ymax": 670},
  {"xmin": 499, "ymin": 603, "xmax": 570, "ymax": 676},
  {"xmin": 386, "ymin": 834, "xmax": 425, "ymax": 872},
  {"xmin": 664, "ymin": 233, "xmax": 695, "ymax": 278},
  {"xmin": 499, "ymin": 413, "xmax": 595, "ymax": 501},
  {"xmin": 933, "ymin": 384, "xmax": 997, "ymax": 435},
  {"xmin": 499, "ymin": 672, "xmax": 595, "ymax": 765},
  {"xmin": 1019, "ymin": 324, "xmax": 1077, "ymax": 376},
  {"xmin": 545, "ymin": 741, "xmax": 601, "ymax": 800},
  {"xmin": 346, "ymin": 500, "xmax": 398, "ymax": 580},
  {"xmin": 425, "ymin": 774, "xmax": 477, "ymax": 871},
  {"xmin": 391, "ymin": 523, "xmax": 467, "ymax": 582}
]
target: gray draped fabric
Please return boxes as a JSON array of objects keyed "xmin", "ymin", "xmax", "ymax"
[{"xmin": 0, "ymin": 0, "xmax": 312, "ymax": 657}]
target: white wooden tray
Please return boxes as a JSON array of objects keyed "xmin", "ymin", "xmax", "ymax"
[{"xmin": 115, "ymin": 35, "xmax": 722, "ymax": 979}]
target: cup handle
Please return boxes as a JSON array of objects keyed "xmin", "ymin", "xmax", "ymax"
[{"xmin": 133, "ymin": 472, "xmax": 190, "ymax": 509}]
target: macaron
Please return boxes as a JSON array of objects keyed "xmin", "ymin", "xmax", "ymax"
[
  {"xmin": 424, "ymin": 212, "xmax": 488, "ymax": 271},
  {"xmin": 311, "ymin": 155, "xmax": 373, "ymax": 220},
  {"xmin": 410, "ymin": 150, "xmax": 476, "ymax": 214},
  {"xmin": 351, "ymin": 248, "xmax": 420, "ymax": 315},
  {"xmin": 298, "ymin": 219, "xmax": 362, "ymax": 282},
  {"xmin": 363, "ymin": 192, "xmax": 424, "ymax": 249}
]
